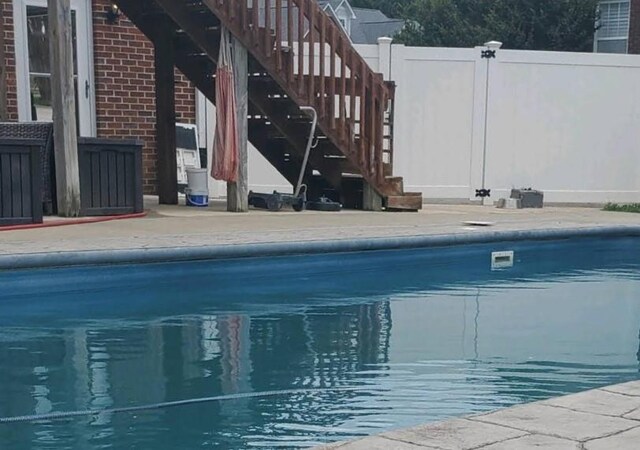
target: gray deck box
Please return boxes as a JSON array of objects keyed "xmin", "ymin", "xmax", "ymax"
[{"xmin": 511, "ymin": 189, "xmax": 544, "ymax": 208}]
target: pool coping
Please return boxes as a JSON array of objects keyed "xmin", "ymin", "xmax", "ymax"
[
  {"xmin": 315, "ymin": 380, "xmax": 640, "ymax": 449},
  {"xmin": 2, "ymin": 225, "xmax": 640, "ymax": 270}
]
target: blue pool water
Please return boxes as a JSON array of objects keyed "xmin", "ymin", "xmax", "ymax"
[{"xmin": 0, "ymin": 237, "xmax": 639, "ymax": 449}]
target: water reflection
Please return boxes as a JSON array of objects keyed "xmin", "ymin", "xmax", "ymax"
[{"xmin": 1, "ymin": 238, "xmax": 640, "ymax": 449}]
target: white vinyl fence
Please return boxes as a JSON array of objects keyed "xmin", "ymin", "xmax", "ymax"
[{"xmin": 198, "ymin": 40, "xmax": 640, "ymax": 204}]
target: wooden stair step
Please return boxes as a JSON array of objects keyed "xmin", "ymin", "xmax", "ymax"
[
  {"xmin": 385, "ymin": 193, "xmax": 423, "ymax": 211},
  {"xmin": 384, "ymin": 176, "xmax": 404, "ymax": 195},
  {"xmin": 321, "ymin": 155, "xmax": 357, "ymax": 174}
]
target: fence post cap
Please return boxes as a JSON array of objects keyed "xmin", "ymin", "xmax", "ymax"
[{"xmin": 484, "ymin": 41, "xmax": 503, "ymax": 49}]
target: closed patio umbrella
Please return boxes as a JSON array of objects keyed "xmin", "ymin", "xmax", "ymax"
[{"xmin": 211, "ymin": 27, "xmax": 238, "ymax": 183}]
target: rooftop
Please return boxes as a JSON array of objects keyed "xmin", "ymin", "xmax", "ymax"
[{"xmin": 350, "ymin": 7, "xmax": 404, "ymax": 44}]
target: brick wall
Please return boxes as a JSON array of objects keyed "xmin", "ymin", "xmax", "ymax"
[
  {"xmin": 630, "ymin": 0, "xmax": 640, "ymax": 54},
  {"xmin": 92, "ymin": 0, "xmax": 196, "ymax": 194},
  {"xmin": 0, "ymin": 1, "xmax": 8, "ymax": 119},
  {"xmin": 0, "ymin": 0, "xmax": 197, "ymax": 194},
  {"xmin": 1, "ymin": 0, "xmax": 18, "ymax": 121}
]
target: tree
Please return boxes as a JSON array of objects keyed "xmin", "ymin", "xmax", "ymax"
[{"xmin": 350, "ymin": 0, "xmax": 600, "ymax": 52}]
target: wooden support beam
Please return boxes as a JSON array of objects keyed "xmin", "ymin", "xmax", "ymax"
[
  {"xmin": 363, "ymin": 182, "xmax": 383, "ymax": 211},
  {"xmin": 154, "ymin": 22, "xmax": 178, "ymax": 205},
  {"xmin": 48, "ymin": 0, "xmax": 80, "ymax": 216},
  {"xmin": 0, "ymin": 1, "xmax": 8, "ymax": 120},
  {"xmin": 226, "ymin": 36, "xmax": 248, "ymax": 212}
]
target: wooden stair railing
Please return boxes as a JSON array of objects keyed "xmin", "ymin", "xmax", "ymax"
[
  {"xmin": 201, "ymin": 0, "xmax": 406, "ymax": 199},
  {"xmin": 118, "ymin": 0, "xmax": 422, "ymax": 210}
]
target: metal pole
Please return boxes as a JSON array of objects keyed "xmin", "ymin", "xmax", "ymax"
[
  {"xmin": 480, "ymin": 41, "xmax": 502, "ymax": 206},
  {"xmin": 294, "ymin": 106, "xmax": 317, "ymax": 197}
]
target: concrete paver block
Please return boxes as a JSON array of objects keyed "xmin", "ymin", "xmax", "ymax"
[
  {"xmin": 315, "ymin": 442, "xmax": 347, "ymax": 449},
  {"xmin": 623, "ymin": 407, "xmax": 640, "ymax": 421},
  {"xmin": 602, "ymin": 381, "xmax": 640, "ymax": 398},
  {"xmin": 480, "ymin": 434, "xmax": 579, "ymax": 449},
  {"xmin": 319, "ymin": 436, "xmax": 437, "ymax": 449},
  {"xmin": 584, "ymin": 425, "xmax": 640, "ymax": 450},
  {"xmin": 542, "ymin": 389, "xmax": 640, "ymax": 417},
  {"xmin": 472, "ymin": 404, "xmax": 637, "ymax": 441},
  {"xmin": 380, "ymin": 418, "xmax": 527, "ymax": 450}
]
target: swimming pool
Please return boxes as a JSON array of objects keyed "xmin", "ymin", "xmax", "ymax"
[{"xmin": 1, "ymin": 236, "xmax": 639, "ymax": 448}]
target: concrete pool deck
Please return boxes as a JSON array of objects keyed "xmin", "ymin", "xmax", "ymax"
[
  {"xmin": 1, "ymin": 197, "xmax": 639, "ymax": 257},
  {"xmin": 317, "ymin": 380, "xmax": 640, "ymax": 450}
]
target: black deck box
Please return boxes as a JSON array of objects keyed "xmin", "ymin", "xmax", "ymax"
[
  {"xmin": 78, "ymin": 138, "xmax": 143, "ymax": 216},
  {"xmin": 0, "ymin": 139, "xmax": 44, "ymax": 225}
]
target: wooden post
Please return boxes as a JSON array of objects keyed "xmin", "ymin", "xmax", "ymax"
[
  {"xmin": 48, "ymin": 0, "xmax": 81, "ymax": 216},
  {"xmin": 0, "ymin": 1, "xmax": 8, "ymax": 121},
  {"xmin": 226, "ymin": 36, "xmax": 248, "ymax": 212},
  {"xmin": 154, "ymin": 22, "xmax": 178, "ymax": 205},
  {"xmin": 363, "ymin": 182, "xmax": 383, "ymax": 211}
]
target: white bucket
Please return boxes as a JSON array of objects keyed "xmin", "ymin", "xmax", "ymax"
[{"xmin": 186, "ymin": 168, "xmax": 208, "ymax": 196}]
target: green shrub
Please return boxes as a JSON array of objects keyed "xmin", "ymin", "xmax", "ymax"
[{"xmin": 603, "ymin": 203, "xmax": 640, "ymax": 213}]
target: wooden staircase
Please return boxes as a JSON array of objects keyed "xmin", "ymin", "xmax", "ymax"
[{"xmin": 117, "ymin": 0, "xmax": 422, "ymax": 210}]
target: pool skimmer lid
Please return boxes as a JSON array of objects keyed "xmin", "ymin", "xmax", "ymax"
[{"xmin": 491, "ymin": 251, "xmax": 515, "ymax": 270}]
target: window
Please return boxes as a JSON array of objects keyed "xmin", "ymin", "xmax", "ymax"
[
  {"xmin": 26, "ymin": 6, "xmax": 78, "ymax": 124},
  {"xmin": 338, "ymin": 16, "xmax": 351, "ymax": 35},
  {"xmin": 595, "ymin": 1, "xmax": 630, "ymax": 53},
  {"xmin": 13, "ymin": 0, "xmax": 96, "ymax": 136}
]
